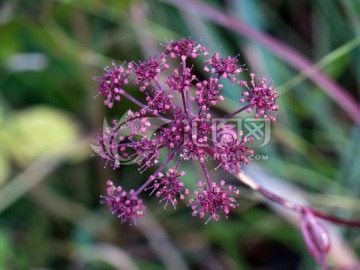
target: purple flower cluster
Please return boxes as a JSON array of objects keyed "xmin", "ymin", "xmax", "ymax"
[
  {"xmin": 189, "ymin": 180, "xmax": 239, "ymax": 224},
  {"xmin": 147, "ymin": 167, "xmax": 189, "ymax": 209},
  {"xmin": 93, "ymin": 38, "xmax": 279, "ymax": 224},
  {"xmin": 239, "ymin": 74, "xmax": 279, "ymax": 121},
  {"xmin": 101, "ymin": 180, "xmax": 146, "ymax": 225}
]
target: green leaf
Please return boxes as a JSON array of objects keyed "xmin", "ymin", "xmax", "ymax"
[{"xmin": 3, "ymin": 106, "xmax": 80, "ymax": 165}]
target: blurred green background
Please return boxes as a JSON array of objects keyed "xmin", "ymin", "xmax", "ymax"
[{"xmin": 1, "ymin": 0, "xmax": 360, "ymax": 269}]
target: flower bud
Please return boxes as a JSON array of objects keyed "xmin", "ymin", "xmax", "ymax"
[{"xmin": 300, "ymin": 209, "xmax": 330, "ymax": 269}]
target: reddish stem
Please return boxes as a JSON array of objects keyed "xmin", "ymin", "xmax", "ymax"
[
  {"xmin": 310, "ymin": 208, "xmax": 360, "ymax": 228},
  {"xmin": 221, "ymin": 104, "xmax": 250, "ymax": 119},
  {"xmin": 121, "ymin": 91, "xmax": 171, "ymax": 124},
  {"xmin": 199, "ymin": 159, "xmax": 212, "ymax": 188},
  {"xmin": 133, "ymin": 143, "xmax": 183, "ymax": 196}
]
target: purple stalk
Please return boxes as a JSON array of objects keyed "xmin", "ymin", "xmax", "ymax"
[
  {"xmin": 182, "ymin": 59, "xmax": 191, "ymax": 120},
  {"xmin": 121, "ymin": 91, "xmax": 148, "ymax": 109},
  {"xmin": 257, "ymin": 186, "xmax": 302, "ymax": 213},
  {"xmin": 199, "ymin": 159, "xmax": 212, "ymax": 187},
  {"xmin": 310, "ymin": 208, "xmax": 360, "ymax": 228},
  {"xmin": 221, "ymin": 104, "xmax": 250, "ymax": 119},
  {"xmin": 133, "ymin": 143, "xmax": 183, "ymax": 196},
  {"xmin": 164, "ymin": 0, "xmax": 360, "ymax": 124},
  {"xmin": 180, "ymin": 90, "xmax": 188, "ymax": 119},
  {"xmin": 236, "ymin": 171, "xmax": 360, "ymax": 229},
  {"xmin": 121, "ymin": 91, "xmax": 171, "ymax": 123}
]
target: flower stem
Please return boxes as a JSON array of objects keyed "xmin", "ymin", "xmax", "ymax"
[
  {"xmin": 237, "ymin": 171, "xmax": 301, "ymax": 213},
  {"xmin": 133, "ymin": 143, "xmax": 183, "ymax": 196},
  {"xmin": 182, "ymin": 58, "xmax": 191, "ymax": 120},
  {"xmin": 221, "ymin": 104, "xmax": 251, "ymax": 119},
  {"xmin": 121, "ymin": 91, "xmax": 170, "ymax": 124},
  {"xmin": 199, "ymin": 159, "xmax": 212, "ymax": 188},
  {"xmin": 310, "ymin": 208, "xmax": 360, "ymax": 228},
  {"xmin": 237, "ymin": 170, "xmax": 360, "ymax": 228},
  {"xmin": 181, "ymin": 90, "xmax": 188, "ymax": 118}
]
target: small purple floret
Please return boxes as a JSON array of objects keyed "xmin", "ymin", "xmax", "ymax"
[
  {"xmin": 189, "ymin": 180, "xmax": 239, "ymax": 224},
  {"xmin": 100, "ymin": 180, "xmax": 146, "ymax": 225}
]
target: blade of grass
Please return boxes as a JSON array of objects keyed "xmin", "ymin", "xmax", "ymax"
[
  {"xmin": 280, "ymin": 36, "xmax": 360, "ymax": 94},
  {"xmin": 137, "ymin": 213, "xmax": 189, "ymax": 270},
  {"xmin": 336, "ymin": 126, "xmax": 360, "ymax": 196},
  {"xmin": 0, "ymin": 138, "xmax": 91, "ymax": 214},
  {"xmin": 73, "ymin": 244, "xmax": 140, "ymax": 270}
]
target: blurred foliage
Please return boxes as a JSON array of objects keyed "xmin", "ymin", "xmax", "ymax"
[{"xmin": 0, "ymin": 0, "xmax": 360, "ymax": 269}]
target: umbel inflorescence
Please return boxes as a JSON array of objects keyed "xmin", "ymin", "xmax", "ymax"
[{"xmin": 93, "ymin": 38, "xmax": 279, "ymax": 225}]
